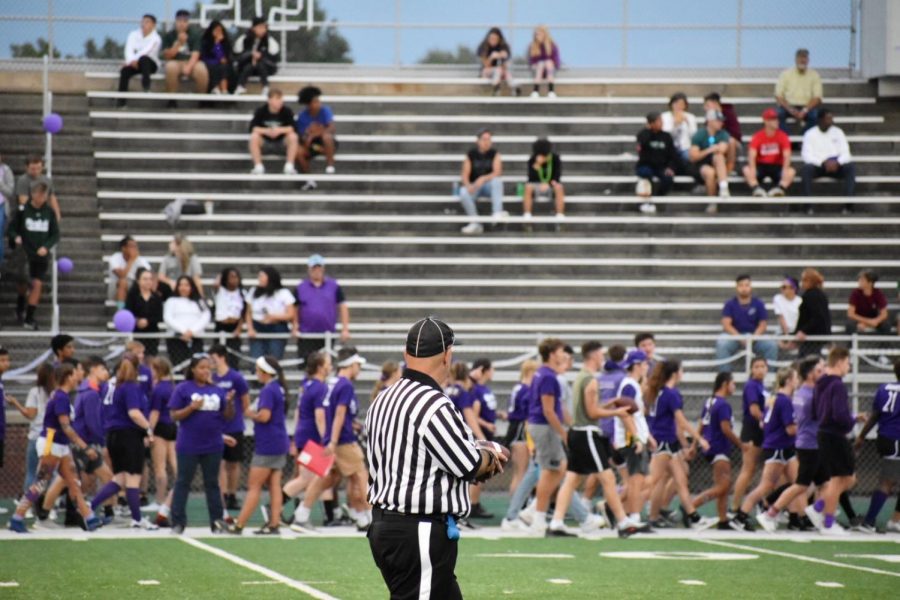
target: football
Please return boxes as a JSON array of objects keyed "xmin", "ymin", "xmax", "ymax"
[{"xmin": 609, "ymin": 397, "xmax": 639, "ymax": 414}]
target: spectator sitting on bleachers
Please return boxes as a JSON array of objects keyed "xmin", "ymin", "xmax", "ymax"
[
  {"xmin": 794, "ymin": 267, "xmax": 831, "ymax": 357},
  {"xmin": 8, "ymin": 182, "xmax": 58, "ymax": 330},
  {"xmin": 742, "ymin": 108, "xmax": 796, "ymax": 197},
  {"xmin": 715, "ymin": 274, "xmax": 777, "ymax": 372},
  {"xmin": 200, "ymin": 20, "xmax": 234, "ymax": 95},
  {"xmin": 161, "ymin": 9, "xmax": 207, "ymax": 106},
  {"xmin": 296, "ymin": 86, "xmax": 337, "ymax": 177},
  {"xmin": 108, "ymin": 235, "xmax": 151, "ymax": 306},
  {"xmin": 703, "ymin": 93, "xmax": 741, "ymax": 173},
  {"xmin": 801, "ymin": 109, "xmax": 855, "ymax": 211},
  {"xmin": 528, "ymin": 26, "xmax": 560, "ymax": 98},
  {"xmin": 233, "ymin": 16, "xmax": 280, "ymax": 97},
  {"xmin": 117, "ymin": 14, "xmax": 162, "ymax": 107},
  {"xmin": 523, "ymin": 138, "xmax": 565, "ymax": 220},
  {"xmin": 846, "ymin": 269, "xmax": 891, "ymax": 335},
  {"xmin": 126, "ymin": 267, "xmax": 164, "ymax": 356},
  {"xmin": 0, "ymin": 153, "xmax": 13, "ymax": 267},
  {"xmin": 249, "ymin": 88, "xmax": 298, "ymax": 175},
  {"xmin": 773, "ymin": 276, "xmax": 801, "ymax": 349},
  {"xmin": 635, "ymin": 111, "xmax": 678, "ymax": 215},
  {"xmin": 157, "ymin": 233, "xmax": 203, "ymax": 297},
  {"xmin": 163, "ymin": 275, "xmax": 210, "ymax": 366},
  {"xmin": 775, "ymin": 48, "xmax": 822, "ymax": 134},
  {"xmin": 661, "ymin": 92, "xmax": 697, "ymax": 170},
  {"xmin": 689, "ymin": 110, "xmax": 730, "ymax": 213},
  {"xmin": 478, "ymin": 27, "xmax": 520, "ymax": 97},
  {"xmin": 16, "ymin": 154, "xmax": 60, "ymax": 222},
  {"xmin": 459, "ymin": 128, "xmax": 505, "ymax": 235}
]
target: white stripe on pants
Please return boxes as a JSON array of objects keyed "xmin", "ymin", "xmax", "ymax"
[{"xmin": 418, "ymin": 521, "xmax": 432, "ymax": 599}]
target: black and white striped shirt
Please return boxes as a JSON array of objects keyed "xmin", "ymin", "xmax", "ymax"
[{"xmin": 366, "ymin": 368, "xmax": 481, "ymax": 517}]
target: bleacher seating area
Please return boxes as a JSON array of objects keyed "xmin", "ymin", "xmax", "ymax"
[{"xmin": 1, "ymin": 67, "xmax": 898, "ymax": 409}]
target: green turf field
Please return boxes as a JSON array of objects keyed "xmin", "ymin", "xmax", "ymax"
[{"xmin": 2, "ymin": 533, "xmax": 898, "ymax": 599}]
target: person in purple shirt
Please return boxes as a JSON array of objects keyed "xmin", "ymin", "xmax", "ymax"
[
  {"xmin": 9, "ymin": 363, "xmax": 101, "ymax": 533},
  {"xmin": 169, "ymin": 354, "xmax": 235, "ymax": 534},
  {"xmin": 731, "ymin": 366, "xmax": 799, "ymax": 531},
  {"xmin": 199, "ymin": 20, "xmax": 233, "ymax": 95},
  {"xmin": 227, "ymin": 356, "xmax": 289, "ymax": 535},
  {"xmin": 282, "ymin": 351, "xmax": 332, "ymax": 524},
  {"xmin": 89, "ymin": 353, "xmax": 157, "ymax": 530},
  {"xmin": 806, "ymin": 347, "xmax": 856, "ymax": 534},
  {"xmin": 715, "ymin": 274, "xmax": 778, "ymax": 371},
  {"xmin": 856, "ymin": 358, "xmax": 900, "ymax": 531},
  {"xmin": 293, "ymin": 254, "xmax": 350, "ymax": 365},
  {"xmin": 693, "ymin": 372, "xmax": 743, "ymax": 527},
  {"xmin": 501, "ymin": 360, "xmax": 538, "ymax": 504},
  {"xmin": 731, "ymin": 356, "xmax": 768, "ymax": 515},
  {"xmin": 469, "ymin": 358, "xmax": 504, "ymax": 520},
  {"xmin": 210, "ymin": 344, "xmax": 251, "ymax": 512},
  {"xmin": 291, "ymin": 347, "xmax": 371, "ymax": 531},
  {"xmin": 72, "ymin": 357, "xmax": 112, "ymax": 480},
  {"xmin": 126, "ymin": 340, "xmax": 153, "ymax": 416},
  {"xmin": 644, "ymin": 359, "xmax": 712, "ymax": 529},
  {"xmin": 758, "ymin": 356, "xmax": 826, "ymax": 532},
  {"xmin": 148, "ymin": 356, "xmax": 177, "ymax": 525}
]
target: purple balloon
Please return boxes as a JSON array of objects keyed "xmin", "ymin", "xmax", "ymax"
[
  {"xmin": 113, "ymin": 309, "xmax": 136, "ymax": 333},
  {"xmin": 57, "ymin": 256, "xmax": 74, "ymax": 274},
  {"xmin": 43, "ymin": 113, "xmax": 63, "ymax": 134}
]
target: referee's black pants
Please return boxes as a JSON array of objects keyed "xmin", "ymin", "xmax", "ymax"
[{"xmin": 368, "ymin": 508, "xmax": 462, "ymax": 600}]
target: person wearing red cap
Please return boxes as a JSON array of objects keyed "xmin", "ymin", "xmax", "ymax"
[{"xmin": 742, "ymin": 108, "xmax": 795, "ymax": 197}]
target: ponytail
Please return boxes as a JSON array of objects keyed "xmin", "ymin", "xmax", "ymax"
[{"xmin": 643, "ymin": 359, "xmax": 681, "ymax": 410}]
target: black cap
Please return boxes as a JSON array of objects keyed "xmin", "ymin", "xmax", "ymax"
[
  {"xmin": 405, "ymin": 316, "xmax": 457, "ymax": 358},
  {"xmin": 175, "ymin": 9, "xmax": 190, "ymax": 18},
  {"xmin": 252, "ymin": 16, "xmax": 266, "ymax": 27}
]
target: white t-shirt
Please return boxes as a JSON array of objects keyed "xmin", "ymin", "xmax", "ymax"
[
  {"xmin": 246, "ymin": 287, "xmax": 296, "ymax": 323},
  {"xmin": 25, "ymin": 386, "xmax": 50, "ymax": 441},
  {"xmin": 214, "ymin": 287, "xmax": 245, "ymax": 322},
  {"xmin": 773, "ymin": 293, "xmax": 803, "ymax": 333},
  {"xmin": 108, "ymin": 252, "xmax": 152, "ymax": 297},
  {"xmin": 614, "ymin": 376, "xmax": 650, "ymax": 448},
  {"xmin": 661, "ymin": 110, "xmax": 698, "ymax": 152}
]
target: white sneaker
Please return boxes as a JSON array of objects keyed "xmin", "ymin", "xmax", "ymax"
[
  {"xmin": 636, "ymin": 178, "xmax": 652, "ymax": 197},
  {"xmin": 530, "ymin": 90, "xmax": 540, "ymax": 98},
  {"xmin": 141, "ymin": 502, "xmax": 160, "ymax": 513},
  {"xmin": 691, "ymin": 516, "xmax": 719, "ymax": 531},
  {"xmin": 283, "ymin": 163, "xmax": 298, "ymax": 175},
  {"xmin": 768, "ymin": 186, "xmax": 786, "ymax": 197},
  {"xmin": 821, "ymin": 524, "xmax": 850, "ymax": 536},
  {"xmin": 755, "ymin": 511, "xmax": 778, "ymax": 533},
  {"xmin": 705, "ymin": 202, "xmax": 718, "ymax": 214},
  {"xmin": 548, "ymin": 91, "xmax": 557, "ymax": 98},
  {"xmin": 555, "ymin": 212, "xmax": 565, "ymax": 219},
  {"xmin": 580, "ymin": 513, "xmax": 607, "ymax": 533},
  {"xmin": 528, "ymin": 518, "xmax": 548, "ymax": 536},
  {"xmin": 34, "ymin": 518, "xmax": 63, "ymax": 530},
  {"xmin": 289, "ymin": 521, "xmax": 317, "ymax": 534},
  {"xmin": 233, "ymin": 85, "xmax": 246, "ymax": 96},
  {"xmin": 49, "ymin": 508, "xmax": 58, "ymax": 521},
  {"xmin": 131, "ymin": 518, "xmax": 159, "ymax": 531},
  {"xmin": 751, "ymin": 186, "xmax": 767, "ymax": 198},
  {"xmin": 325, "ymin": 165, "xmax": 336, "ymax": 175},
  {"xmin": 250, "ymin": 164, "xmax": 265, "ymax": 175},
  {"xmin": 639, "ymin": 202, "xmax": 657, "ymax": 214},
  {"xmin": 500, "ymin": 517, "xmax": 528, "ymax": 532},
  {"xmin": 522, "ymin": 212, "xmax": 533, "ymax": 220},
  {"xmin": 491, "ymin": 210, "xmax": 510, "ymax": 220},
  {"xmin": 718, "ymin": 186, "xmax": 731, "ymax": 198},
  {"xmin": 885, "ymin": 520, "xmax": 900, "ymax": 533},
  {"xmin": 301, "ymin": 180, "xmax": 317, "ymax": 191},
  {"xmin": 211, "ymin": 87, "xmax": 222, "ymax": 95},
  {"xmin": 804, "ymin": 505, "xmax": 825, "ymax": 531},
  {"xmin": 518, "ymin": 505, "xmax": 535, "ymax": 526},
  {"xmin": 460, "ymin": 222, "xmax": 484, "ymax": 235},
  {"xmin": 261, "ymin": 86, "xmax": 269, "ymax": 97}
]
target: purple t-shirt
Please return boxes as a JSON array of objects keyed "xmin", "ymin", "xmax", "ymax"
[
  {"xmin": 507, "ymin": 383, "xmax": 531, "ymax": 421},
  {"xmin": 296, "ymin": 277, "xmax": 344, "ymax": 333},
  {"xmin": 169, "ymin": 381, "xmax": 228, "ymax": 454},
  {"xmin": 446, "ymin": 383, "xmax": 473, "ymax": 415},
  {"xmin": 213, "ymin": 369, "xmax": 250, "ymax": 435},
  {"xmin": 42, "ymin": 389, "xmax": 72, "ymax": 445},
  {"xmin": 472, "ymin": 383, "xmax": 497, "ymax": 426},
  {"xmin": 598, "ymin": 365, "xmax": 626, "ymax": 438},
  {"xmin": 701, "ymin": 395, "xmax": 734, "ymax": 456},
  {"xmin": 104, "ymin": 381, "xmax": 144, "ymax": 432},
  {"xmin": 742, "ymin": 378, "xmax": 766, "ymax": 428},
  {"xmin": 793, "ymin": 384, "xmax": 818, "ymax": 450},
  {"xmin": 150, "ymin": 380, "xmax": 175, "ymax": 426},
  {"xmin": 73, "ymin": 381, "xmax": 105, "ymax": 445},
  {"xmin": 138, "ymin": 364, "xmax": 153, "ymax": 416},
  {"xmin": 254, "ymin": 381, "xmax": 290, "ymax": 456},
  {"xmin": 762, "ymin": 393, "xmax": 795, "ymax": 450},
  {"xmin": 295, "ymin": 378, "xmax": 326, "ymax": 448},
  {"xmin": 322, "ymin": 376, "xmax": 358, "ymax": 445},
  {"xmin": 722, "ymin": 296, "xmax": 768, "ymax": 334},
  {"xmin": 650, "ymin": 387, "xmax": 683, "ymax": 443},
  {"xmin": 528, "ymin": 365, "xmax": 562, "ymax": 425},
  {"xmin": 873, "ymin": 382, "xmax": 900, "ymax": 440}
]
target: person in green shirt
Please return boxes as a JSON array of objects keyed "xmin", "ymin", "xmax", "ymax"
[
  {"xmin": 162, "ymin": 9, "xmax": 208, "ymax": 102},
  {"xmin": 8, "ymin": 182, "xmax": 59, "ymax": 330},
  {"xmin": 689, "ymin": 110, "xmax": 731, "ymax": 214}
]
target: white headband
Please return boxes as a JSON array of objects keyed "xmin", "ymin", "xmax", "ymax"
[
  {"xmin": 256, "ymin": 356, "xmax": 277, "ymax": 375},
  {"xmin": 337, "ymin": 353, "xmax": 365, "ymax": 368}
]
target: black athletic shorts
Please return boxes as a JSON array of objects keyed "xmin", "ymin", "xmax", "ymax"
[
  {"xmin": 106, "ymin": 428, "xmax": 146, "ymax": 475},
  {"xmin": 307, "ymin": 135, "xmax": 339, "ymax": 157},
  {"xmin": 154, "ymin": 421, "xmax": 177, "ymax": 442},
  {"xmin": 222, "ymin": 431, "xmax": 244, "ymax": 463},
  {"xmin": 654, "ymin": 440, "xmax": 682, "ymax": 456},
  {"xmin": 73, "ymin": 443, "xmax": 105, "ymax": 475},
  {"xmin": 817, "ymin": 431, "xmax": 855, "ymax": 478},
  {"xmin": 566, "ymin": 428, "xmax": 612, "ymax": 474},
  {"xmin": 740, "ymin": 420, "xmax": 764, "ymax": 447},
  {"xmin": 754, "ymin": 163, "xmax": 783, "ymax": 185},
  {"xmin": 28, "ymin": 255, "xmax": 49, "ymax": 280},
  {"xmin": 503, "ymin": 419, "xmax": 526, "ymax": 447},
  {"xmin": 876, "ymin": 436, "xmax": 900, "ymax": 459},
  {"xmin": 795, "ymin": 448, "xmax": 828, "ymax": 486},
  {"xmin": 763, "ymin": 447, "xmax": 796, "ymax": 464}
]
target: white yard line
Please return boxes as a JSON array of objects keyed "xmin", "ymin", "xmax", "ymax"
[
  {"xmin": 697, "ymin": 539, "xmax": 900, "ymax": 578},
  {"xmin": 178, "ymin": 537, "xmax": 339, "ymax": 600}
]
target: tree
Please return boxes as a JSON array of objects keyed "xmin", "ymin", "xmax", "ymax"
[
  {"xmin": 83, "ymin": 37, "xmax": 125, "ymax": 60},
  {"xmin": 418, "ymin": 45, "xmax": 478, "ymax": 65},
  {"xmin": 10, "ymin": 38, "xmax": 60, "ymax": 58}
]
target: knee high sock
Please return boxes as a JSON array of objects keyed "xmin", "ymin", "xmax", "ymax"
[
  {"xmin": 766, "ymin": 484, "xmax": 791, "ymax": 507},
  {"xmin": 323, "ymin": 499, "xmax": 335, "ymax": 522},
  {"xmin": 839, "ymin": 491, "xmax": 857, "ymax": 520},
  {"xmin": 865, "ymin": 491, "xmax": 888, "ymax": 525},
  {"xmin": 91, "ymin": 482, "xmax": 121, "ymax": 511},
  {"xmin": 126, "ymin": 487, "xmax": 142, "ymax": 522}
]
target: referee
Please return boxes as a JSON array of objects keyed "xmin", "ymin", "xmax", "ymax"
[{"xmin": 366, "ymin": 317, "xmax": 508, "ymax": 600}]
